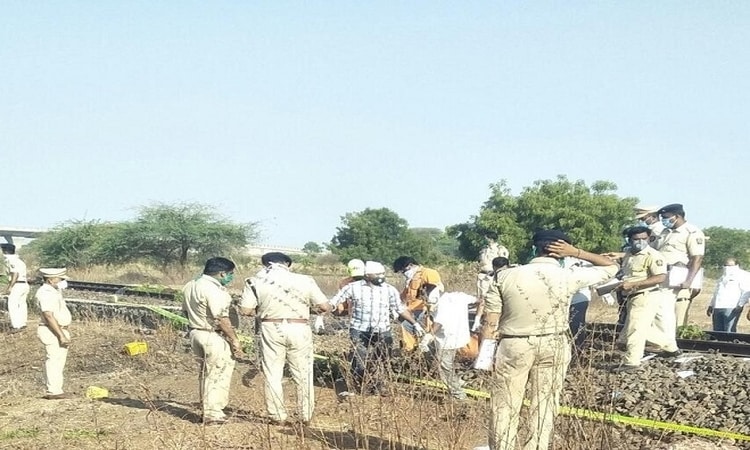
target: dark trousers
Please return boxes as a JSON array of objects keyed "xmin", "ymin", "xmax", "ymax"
[
  {"xmin": 712, "ymin": 308, "xmax": 741, "ymax": 333},
  {"xmin": 349, "ymin": 329, "xmax": 393, "ymax": 392},
  {"xmin": 569, "ymin": 301, "xmax": 589, "ymax": 353}
]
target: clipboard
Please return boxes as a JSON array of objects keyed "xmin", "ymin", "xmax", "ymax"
[{"xmin": 668, "ymin": 266, "xmax": 703, "ymax": 289}]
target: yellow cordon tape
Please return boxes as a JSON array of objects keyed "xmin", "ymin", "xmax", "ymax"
[{"xmin": 141, "ymin": 305, "xmax": 750, "ymax": 442}]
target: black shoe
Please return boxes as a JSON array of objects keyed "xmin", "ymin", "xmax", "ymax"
[
  {"xmin": 657, "ymin": 349, "xmax": 683, "ymax": 358},
  {"xmin": 611, "ymin": 364, "xmax": 639, "ymax": 373}
]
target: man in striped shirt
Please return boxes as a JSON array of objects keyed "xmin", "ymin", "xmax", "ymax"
[{"xmin": 330, "ymin": 261, "xmax": 424, "ymax": 396}]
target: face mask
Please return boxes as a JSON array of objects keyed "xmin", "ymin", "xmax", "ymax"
[
  {"xmin": 723, "ymin": 266, "xmax": 740, "ymax": 277},
  {"xmin": 661, "ymin": 217, "xmax": 675, "ymax": 229},
  {"xmin": 220, "ymin": 272, "xmax": 235, "ymax": 286},
  {"xmin": 403, "ymin": 267, "xmax": 416, "ymax": 280},
  {"xmin": 630, "ymin": 239, "xmax": 649, "ymax": 253},
  {"xmin": 57, "ymin": 280, "xmax": 68, "ymax": 290},
  {"xmin": 637, "ymin": 220, "xmax": 648, "ymax": 227},
  {"xmin": 370, "ymin": 276, "xmax": 385, "ymax": 286}
]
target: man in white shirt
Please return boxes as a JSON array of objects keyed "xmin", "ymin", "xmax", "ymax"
[
  {"xmin": 2, "ymin": 244, "xmax": 30, "ymax": 333},
  {"xmin": 707, "ymin": 258, "xmax": 750, "ymax": 332},
  {"xmin": 430, "ymin": 292, "xmax": 477, "ymax": 400}
]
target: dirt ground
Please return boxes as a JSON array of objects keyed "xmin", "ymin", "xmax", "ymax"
[{"xmin": 1, "ymin": 276, "xmax": 748, "ymax": 450}]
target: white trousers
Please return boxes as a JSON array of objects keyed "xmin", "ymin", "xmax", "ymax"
[
  {"xmin": 37, "ymin": 325, "xmax": 70, "ymax": 395},
  {"xmin": 190, "ymin": 330, "xmax": 236, "ymax": 420},
  {"xmin": 8, "ymin": 283, "xmax": 30, "ymax": 329}
]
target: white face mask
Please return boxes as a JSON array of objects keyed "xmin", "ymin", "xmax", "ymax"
[
  {"xmin": 57, "ymin": 280, "xmax": 68, "ymax": 290},
  {"xmin": 723, "ymin": 265, "xmax": 740, "ymax": 278},
  {"xmin": 403, "ymin": 267, "xmax": 417, "ymax": 280}
]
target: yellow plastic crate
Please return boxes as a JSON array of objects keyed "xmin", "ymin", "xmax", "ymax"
[{"xmin": 123, "ymin": 341, "xmax": 148, "ymax": 356}]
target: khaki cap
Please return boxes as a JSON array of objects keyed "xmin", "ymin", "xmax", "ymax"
[
  {"xmin": 39, "ymin": 268, "xmax": 69, "ymax": 279},
  {"xmin": 634, "ymin": 205, "xmax": 659, "ymax": 220}
]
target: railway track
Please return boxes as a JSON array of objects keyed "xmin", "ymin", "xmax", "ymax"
[
  {"xmin": 587, "ymin": 321, "xmax": 750, "ymax": 358},
  {"xmin": 66, "ymin": 280, "xmax": 179, "ymax": 300}
]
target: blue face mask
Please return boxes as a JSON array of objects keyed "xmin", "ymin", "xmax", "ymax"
[
  {"xmin": 637, "ymin": 220, "xmax": 648, "ymax": 227},
  {"xmin": 661, "ymin": 217, "xmax": 675, "ymax": 229}
]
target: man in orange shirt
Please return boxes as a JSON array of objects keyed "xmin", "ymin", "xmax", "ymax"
[{"xmin": 392, "ymin": 256, "xmax": 444, "ymax": 351}]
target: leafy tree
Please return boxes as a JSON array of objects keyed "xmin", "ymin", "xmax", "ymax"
[
  {"xmin": 410, "ymin": 227, "xmax": 460, "ymax": 261},
  {"xmin": 702, "ymin": 226, "xmax": 750, "ymax": 275},
  {"xmin": 28, "ymin": 203, "xmax": 258, "ymax": 270},
  {"xmin": 448, "ymin": 176, "xmax": 638, "ymax": 262},
  {"xmin": 113, "ymin": 203, "xmax": 257, "ymax": 268},
  {"xmin": 25, "ymin": 220, "xmax": 120, "ymax": 268},
  {"xmin": 302, "ymin": 241, "xmax": 323, "ymax": 255},
  {"xmin": 329, "ymin": 208, "xmax": 434, "ymax": 265}
]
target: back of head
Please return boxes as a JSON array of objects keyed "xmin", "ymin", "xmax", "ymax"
[
  {"xmin": 261, "ymin": 252, "xmax": 293, "ymax": 267},
  {"xmin": 393, "ymin": 256, "xmax": 417, "ymax": 273},
  {"xmin": 531, "ymin": 229, "xmax": 572, "ymax": 257},
  {"xmin": 492, "ymin": 256, "xmax": 509, "ymax": 271},
  {"xmin": 203, "ymin": 257, "xmax": 236, "ymax": 275},
  {"xmin": 1, "ymin": 243, "xmax": 16, "ymax": 255},
  {"xmin": 347, "ymin": 259, "xmax": 366, "ymax": 277}
]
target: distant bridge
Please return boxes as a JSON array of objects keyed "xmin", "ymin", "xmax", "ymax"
[
  {"xmin": 246, "ymin": 244, "xmax": 305, "ymax": 256},
  {"xmin": 0, "ymin": 227, "xmax": 48, "ymax": 246}
]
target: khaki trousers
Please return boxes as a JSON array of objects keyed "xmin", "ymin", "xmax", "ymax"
[
  {"xmin": 260, "ymin": 322, "xmax": 315, "ymax": 422},
  {"xmin": 623, "ymin": 291, "xmax": 663, "ymax": 366},
  {"xmin": 673, "ymin": 287, "xmax": 693, "ymax": 327},
  {"xmin": 37, "ymin": 326, "xmax": 70, "ymax": 395},
  {"xmin": 489, "ymin": 334, "xmax": 571, "ymax": 450},
  {"xmin": 190, "ymin": 330, "xmax": 236, "ymax": 420},
  {"xmin": 646, "ymin": 289, "xmax": 679, "ymax": 352},
  {"xmin": 8, "ymin": 283, "xmax": 30, "ymax": 329}
]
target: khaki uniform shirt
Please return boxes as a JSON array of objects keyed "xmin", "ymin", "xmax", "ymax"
[
  {"xmin": 182, "ymin": 275, "xmax": 232, "ymax": 331},
  {"xmin": 657, "ymin": 222, "xmax": 705, "ymax": 265},
  {"xmin": 36, "ymin": 283, "xmax": 72, "ymax": 326},
  {"xmin": 239, "ymin": 266, "xmax": 328, "ymax": 320},
  {"xmin": 485, "ymin": 257, "xmax": 617, "ymax": 336},
  {"xmin": 5, "ymin": 255, "xmax": 27, "ymax": 282},
  {"xmin": 479, "ymin": 242, "xmax": 510, "ymax": 273},
  {"xmin": 621, "ymin": 246, "xmax": 667, "ymax": 294}
]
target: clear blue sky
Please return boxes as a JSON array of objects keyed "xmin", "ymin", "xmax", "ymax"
[{"xmin": 2, "ymin": 2, "xmax": 748, "ymax": 247}]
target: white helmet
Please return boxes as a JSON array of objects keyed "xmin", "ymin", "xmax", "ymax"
[{"xmin": 347, "ymin": 259, "xmax": 366, "ymax": 277}]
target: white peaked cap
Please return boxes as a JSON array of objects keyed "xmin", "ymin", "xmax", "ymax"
[
  {"xmin": 364, "ymin": 261, "xmax": 386, "ymax": 274},
  {"xmin": 347, "ymin": 259, "xmax": 366, "ymax": 277}
]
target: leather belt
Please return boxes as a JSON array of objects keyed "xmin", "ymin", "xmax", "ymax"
[
  {"xmin": 15, "ymin": 281, "xmax": 27, "ymax": 284},
  {"xmin": 262, "ymin": 318, "xmax": 308, "ymax": 324},
  {"xmin": 502, "ymin": 330, "xmax": 568, "ymax": 339}
]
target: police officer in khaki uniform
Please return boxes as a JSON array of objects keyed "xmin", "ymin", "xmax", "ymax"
[
  {"xmin": 476, "ymin": 231, "xmax": 510, "ymax": 301},
  {"xmin": 613, "ymin": 226, "xmax": 680, "ymax": 372},
  {"xmin": 479, "ymin": 230, "xmax": 617, "ymax": 450},
  {"xmin": 182, "ymin": 257, "xmax": 244, "ymax": 425},
  {"xmin": 36, "ymin": 268, "xmax": 73, "ymax": 399},
  {"xmin": 2, "ymin": 244, "xmax": 30, "ymax": 332},
  {"xmin": 238, "ymin": 252, "xmax": 331, "ymax": 425},
  {"xmin": 634, "ymin": 205, "xmax": 664, "ymax": 248},
  {"xmin": 656, "ymin": 203, "xmax": 706, "ymax": 328}
]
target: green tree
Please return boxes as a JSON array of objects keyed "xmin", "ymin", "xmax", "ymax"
[
  {"xmin": 25, "ymin": 220, "xmax": 119, "ymax": 268},
  {"xmin": 329, "ymin": 208, "xmax": 433, "ymax": 265},
  {"xmin": 410, "ymin": 227, "xmax": 460, "ymax": 261},
  {"xmin": 302, "ymin": 241, "xmax": 323, "ymax": 255},
  {"xmin": 114, "ymin": 203, "xmax": 258, "ymax": 268},
  {"xmin": 28, "ymin": 203, "xmax": 258, "ymax": 270},
  {"xmin": 702, "ymin": 226, "xmax": 750, "ymax": 275},
  {"xmin": 448, "ymin": 176, "xmax": 638, "ymax": 262}
]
